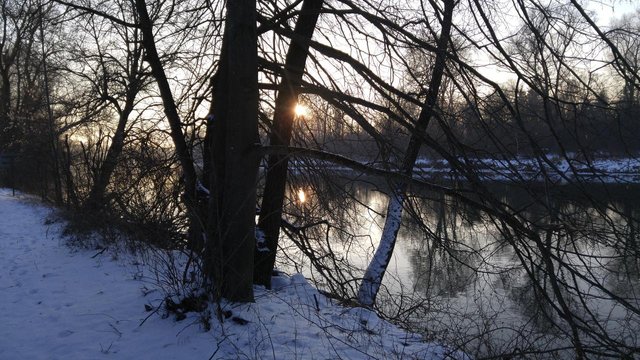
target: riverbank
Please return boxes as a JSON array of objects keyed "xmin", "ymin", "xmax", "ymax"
[
  {"xmin": 0, "ymin": 189, "xmax": 465, "ymax": 359},
  {"xmin": 286, "ymin": 155, "xmax": 640, "ymax": 184}
]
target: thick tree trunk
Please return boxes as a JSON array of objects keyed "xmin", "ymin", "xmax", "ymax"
[
  {"xmin": 206, "ymin": 0, "xmax": 259, "ymax": 302},
  {"xmin": 254, "ymin": 0, "xmax": 323, "ymax": 288},
  {"xmin": 357, "ymin": 0, "xmax": 456, "ymax": 307}
]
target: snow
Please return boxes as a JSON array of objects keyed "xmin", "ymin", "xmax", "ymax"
[
  {"xmin": 413, "ymin": 156, "xmax": 640, "ymax": 183},
  {"xmin": 196, "ymin": 180, "xmax": 210, "ymax": 196},
  {"xmin": 357, "ymin": 191, "xmax": 404, "ymax": 307},
  {"xmin": 0, "ymin": 189, "xmax": 464, "ymax": 359},
  {"xmin": 255, "ymin": 227, "xmax": 269, "ymax": 252},
  {"xmin": 288, "ymin": 156, "xmax": 640, "ymax": 184}
]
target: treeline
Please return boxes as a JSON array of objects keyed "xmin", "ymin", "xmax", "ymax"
[{"xmin": 301, "ymin": 85, "xmax": 640, "ymax": 160}]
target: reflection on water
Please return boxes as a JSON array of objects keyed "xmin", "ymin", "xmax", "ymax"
[{"xmin": 276, "ymin": 176, "xmax": 640, "ymax": 358}]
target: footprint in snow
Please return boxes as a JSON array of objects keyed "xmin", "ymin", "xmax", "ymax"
[{"xmin": 58, "ymin": 330, "xmax": 74, "ymax": 338}]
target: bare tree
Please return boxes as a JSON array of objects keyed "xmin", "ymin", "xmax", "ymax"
[
  {"xmin": 255, "ymin": 0, "xmax": 324, "ymax": 288},
  {"xmin": 66, "ymin": 1, "xmax": 150, "ymax": 211},
  {"xmin": 8, "ymin": 1, "xmax": 639, "ymax": 356},
  {"xmin": 357, "ymin": 0, "xmax": 457, "ymax": 307},
  {"xmin": 0, "ymin": 0, "xmax": 40, "ymax": 148}
]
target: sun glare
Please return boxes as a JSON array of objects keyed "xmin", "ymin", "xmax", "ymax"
[
  {"xmin": 297, "ymin": 188, "xmax": 306, "ymax": 203},
  {"xmin": 294, "ymin": 103, "xmax": 309, "ymax": 118}
]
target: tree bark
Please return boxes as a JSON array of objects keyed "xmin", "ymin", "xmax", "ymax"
[
  {"xmin": 254, "ymin": 0, "xmax": 324, "ymax": 288},
  {"xmin": 206, "ymin": 0, "xmax": 259, "ymax": 302},
  {"xmin": 357, "ymin": 0, "xmax": 456, "ymax": 307}
]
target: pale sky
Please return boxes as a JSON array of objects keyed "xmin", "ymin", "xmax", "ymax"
[
  {"xmin": 588, "ymin": 0, "xmax": 639, "ymax": 26},
  {"xmin": 469, "ymin": 0, "xmax": 639, "ymax": 86}
]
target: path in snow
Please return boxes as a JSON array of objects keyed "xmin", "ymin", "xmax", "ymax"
[
  {"xmin": 0, "ymin": 190, "xmax": 221, "ymax": 359},
  {"xmin": 0, "ymin": 189, "xmax": 463, "ymax": 359}
]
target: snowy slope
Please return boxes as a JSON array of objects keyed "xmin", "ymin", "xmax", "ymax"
[{"xmin": 0, "ymin": 189, "xmax": 464, "ymax": 360}]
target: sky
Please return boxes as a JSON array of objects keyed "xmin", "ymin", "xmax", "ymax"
[
  {"xmin": 589, "ymin": 0, "xmax": 639, "ymax": 26},
  {"xmin": 468, "ymin": 0, "xmax": 640, "ymax": 87}
]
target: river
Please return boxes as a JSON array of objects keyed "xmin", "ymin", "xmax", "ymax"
[{"xmin": 275, "ymin": 173, "xmax": 640, "ymax": 358}]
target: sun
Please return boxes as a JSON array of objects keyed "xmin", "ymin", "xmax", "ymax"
[
  {"xmin": 297, "ymin": 188, "xmax": 306, "ymax": 203},
  {"xmin": 294, "ymin": 103, "xmax": 309, "ymax": 118}
]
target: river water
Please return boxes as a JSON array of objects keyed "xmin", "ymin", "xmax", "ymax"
[{"xmin": 275, "ymin": 174, "xmax": 640, "ymax": 358}]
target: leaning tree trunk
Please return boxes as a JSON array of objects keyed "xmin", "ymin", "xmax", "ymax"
[
  {"xmin": 205, "ymin": 0, "xmax": 259, "ymax": 302},
  {"xmin": 84, "ymin": 89, "xmax": 137, "ymax": 211},
  {"xmin": 357, "ymin": 0, "xmax": 456, "ymax": 307},
  {"xmin": 135, "ymin": 0, "xmax": 198, "ymax": 198},
  {"xmin": 84, "ymin": 36, "xmax": 144, "ymax": 212},
  {"xmin": 135, "ymin": 0, "xmax": 206, "ymax": 252},
  {"xmin": 254, "ymin": 0, "xmax": 324, "ymax": 288}
]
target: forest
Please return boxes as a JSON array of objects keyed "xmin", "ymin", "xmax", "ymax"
[{"xmin": 1, "ymin": 0, "xmax": 639, "ymax": 358}]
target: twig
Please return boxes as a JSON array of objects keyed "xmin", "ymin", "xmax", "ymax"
[
  {"xmin": 91, "ymin": 247, "xmax": 108, "ymax": 258},
  {"xmin": 139, "ymin": 299, "xmax": 164, "ymax": 327}
]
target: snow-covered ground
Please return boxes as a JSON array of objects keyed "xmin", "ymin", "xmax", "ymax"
[
  {"xmin": 0, "ymin": 189, "xmax": 464, "ymax": 359},
  {"xmin": 413, "ymin": 156, "xmax": 640, "ymax": 183}
]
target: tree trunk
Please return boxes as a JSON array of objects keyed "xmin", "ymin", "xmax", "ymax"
[
  {"xmin": 135, "ymin": 0, "xmax": 206, "ymax": 257},
  {"xmin": 39, "ymin": 12, "xmax": 62, "ymax": 206},
  {"xmin": 84, "ymin": 96, "xmax": 135, "ymax": 211},
  {"xmin": 135, "ymin": 3, "xmax": 199, "ymax": 187},
  {"xmin": 357, "ymin": 0, "xmax": 456, "ymax": 307},
  {"xmin": 0, "ymin": 69, "xmax": 10, "ymax": 139},
  {"xmin": 206, "ymin": 0, "xmax": 259, "ymax": 302},
  {"xmin": 255, "ymin": 0, "xmax": 324, "ymax": 288},
  {"xmin": 84, "ymin": 31, "xmax": 144, "ymax": 212},
  {"xmin": 135, "ymin": 0, "xmax": 198, "ymax": 200}
]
